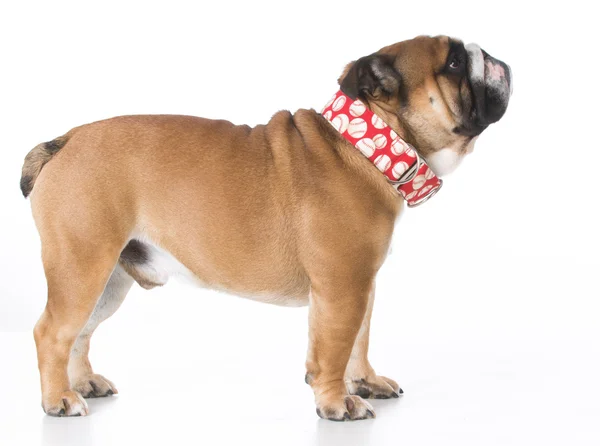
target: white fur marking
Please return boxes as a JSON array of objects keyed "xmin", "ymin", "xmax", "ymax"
[
  {"xmin": 466, "ymin": 43, "xmax": 484, "ymax": 84},
  {"xmin": 426, "ymin": 148, "xmax": 464, "ymax": 176},
  {"xmin": 69, "ymin": 395, "xmax": 89, "ymax": 416}
]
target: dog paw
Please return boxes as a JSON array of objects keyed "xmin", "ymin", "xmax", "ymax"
[
  {"xmin": 71, "ymin": 373, "xmax": 118, "ymax": 398},
  {"xmin": 316, "ymin": 395, "xmax": 375, "ymax": 421},
  {"xmin": 346, "ymin": 375, "xmax": 402, "ymax": 399},
  {"xmin": 43, "ymin": 390, "xmax": 89, "ymax": 417}
]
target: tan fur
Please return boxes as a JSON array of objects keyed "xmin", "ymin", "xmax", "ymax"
[
  {"xmin": 20, "ymin": 134, "xmax": 71, "ymax": 197},
  {"xmin": 23, "ymin": 35, "xmax": 501, "ymax": 420},
  {"xmin": 363, "ymin": 36, "xmax": 478, "ymax": 156}
]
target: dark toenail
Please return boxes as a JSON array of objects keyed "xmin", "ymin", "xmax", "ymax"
[
  {"xmin": 374, "ymin": 394, "xmax": 390, "ymax": 399},
  {"xmin": 356, "ymin": 387, "xmax": 371, "ymax": 398},
  {"xmin": 316, "ymin": 408, "xmax": 323, "ymax": 418},
  {"xmin": 343, "ymin": 412, "xmax": 351, "ymax": 420},
  {"xmin": 367, "ymin": 409, "xmax": 375, "ymax": 418},
  {"xmin": 398, "ymin": 388, "xmax": 404, "ymax": 394},
  {"xmin": 106, "ymin": 389, "xmax": 114, "ymax": 396},
  {"xmin": 58, "ymin": 408, "xmax": 65, "ymax": 416},
  {"xmin": 392, "ymin": 391, "xmax": 400, "ymax": 398}
]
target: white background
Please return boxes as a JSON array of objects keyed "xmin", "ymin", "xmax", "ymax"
[{"xmin": 1, "ymin": 1, "xmax": 599, "ymax": 445}]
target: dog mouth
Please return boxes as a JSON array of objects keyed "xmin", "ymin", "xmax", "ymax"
[{"xmin": 465, "ymin": 43, "xmax": 512, "ymax": 128}]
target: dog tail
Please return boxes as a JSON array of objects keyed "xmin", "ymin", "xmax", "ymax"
[{"xmin": 20, "ymin": 134, "xmax": 71, "ymax": 198}]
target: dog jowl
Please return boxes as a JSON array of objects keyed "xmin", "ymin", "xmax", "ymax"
[{"xmin": 21, "ymin": 35, "xmax": 510, "ymax": 420}]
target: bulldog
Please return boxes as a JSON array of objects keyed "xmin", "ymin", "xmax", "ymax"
[{"xmin": 21, "ymin": 35, "xmax": 511, "ymax": 420}]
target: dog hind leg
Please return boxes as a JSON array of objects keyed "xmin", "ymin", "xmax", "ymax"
[
  {"xmin": 68, "ymin": 264, "xmax": 134, "ymax": 398},
  {"xmin": 33, "ymin": 234, "xmax": 126, "ymax": 417}
]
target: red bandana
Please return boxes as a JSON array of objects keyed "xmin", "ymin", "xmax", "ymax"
[{"xmin": 321, "ymin": 90, "xmax": 443, "ymax": 207}]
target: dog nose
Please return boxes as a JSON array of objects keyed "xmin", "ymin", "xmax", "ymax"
[
  {"xmin": 481, "ymin": 50, "xmax": 512, "ymax": 95},
  {"xmin": 465, "ymin": 43, "xmax": 512, "ymax": 125}
]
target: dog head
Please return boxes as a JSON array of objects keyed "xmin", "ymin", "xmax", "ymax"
[{"xmin": 339, "ymin": 35, "xmax": 512, "ymax": 176}]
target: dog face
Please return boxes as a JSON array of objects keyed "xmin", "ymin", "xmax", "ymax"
[{"xmin": 339, "ymin": 35, "xmax": 512, "ymax": 176}]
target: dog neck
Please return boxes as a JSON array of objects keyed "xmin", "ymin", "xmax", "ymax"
[{"xmin": 321, "ymin": 90, "xmax": 442, "ymax": 207}]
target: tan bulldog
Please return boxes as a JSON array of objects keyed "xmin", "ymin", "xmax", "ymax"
[{"xmin": 20, "ymin": 35, "xmax": 511, "ymax": 420}]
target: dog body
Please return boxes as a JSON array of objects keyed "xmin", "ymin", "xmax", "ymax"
[
  {"xmin": 22, "ymin": 36, "xmax": 511, "ymax": 420},
  {"xmin": 30, "ymin": 110, "xmax": 398, "ymax": 302}
]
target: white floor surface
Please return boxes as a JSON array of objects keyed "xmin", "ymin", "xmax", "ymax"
[{"xmin": 1, "ymin": 331, "xmax": 599, "ymax": 446}]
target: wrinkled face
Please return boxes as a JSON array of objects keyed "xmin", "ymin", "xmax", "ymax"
[{"xmin": 339, "ymin": 35, "xmax": 512, "ymax": 176}]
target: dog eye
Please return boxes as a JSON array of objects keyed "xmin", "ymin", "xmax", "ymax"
[{"xmin": 449, "ymin": 56, "xmax": 461, "ymax": 70}]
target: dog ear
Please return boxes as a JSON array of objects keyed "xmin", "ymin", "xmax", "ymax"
[{"xmin": 339, "ymin": 54, "xmax": 401, "ymax": 101}]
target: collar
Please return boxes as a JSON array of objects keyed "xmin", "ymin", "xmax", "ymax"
[{"xmin": 321, "ymin": 90, "xmax": 442, "ymax": 207}]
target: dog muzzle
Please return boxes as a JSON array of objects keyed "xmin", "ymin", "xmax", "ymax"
[{"xmin": 321, "ymin": 90, "xmax": 442, "ymax": 207}]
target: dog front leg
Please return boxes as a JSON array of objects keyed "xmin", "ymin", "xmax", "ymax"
[
  {"xmin": 344, "ymin": 286, "xmax": 402, "ymax": 399},
  {"xmin": 305, "ymin": 282, "xmax": 375, "ymax": 421}
]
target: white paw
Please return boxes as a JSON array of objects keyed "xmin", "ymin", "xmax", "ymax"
[{"xmin": 43, "ymin": 390, "xmax": 89, "ymax": 417}]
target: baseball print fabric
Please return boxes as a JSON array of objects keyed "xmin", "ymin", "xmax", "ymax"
[{"xmin": 321, "ymin": 90, "xmax": 442, "ymax": 207}]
